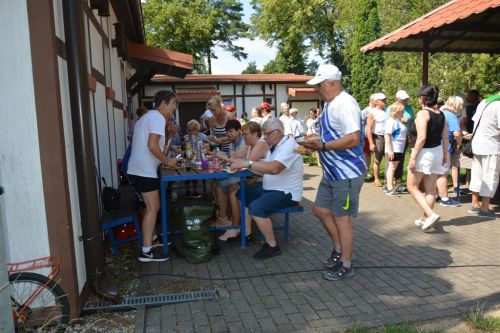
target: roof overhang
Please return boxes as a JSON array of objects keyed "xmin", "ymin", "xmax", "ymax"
[
  {"xmin": 126, "ymin": 41, "xmax": 193, "ymax": 96},
  {"xmin": 175, "ymin": 87, "xmax": 220, "ymax": 101},
  {"xmin": 287, "ymin": 87, "xmax": 319, "ymax": 97},
  {"xmin": 361, "ymin": 0, "xmax": 500, "ymax": 54}
]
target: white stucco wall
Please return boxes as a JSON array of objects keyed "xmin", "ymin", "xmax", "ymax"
[{"xmin": 0, "ymin": 1, "xmax": 50, "ymax": 261}]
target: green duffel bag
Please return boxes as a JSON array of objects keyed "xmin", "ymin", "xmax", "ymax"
[{"xmin": 178, "ymin": 204, "xmax": 214, "ymax": 264}]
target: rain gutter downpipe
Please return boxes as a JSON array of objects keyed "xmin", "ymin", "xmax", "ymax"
[{"xmin": 62, "ymin": 0, "xmax": 117, "ymax": 300}]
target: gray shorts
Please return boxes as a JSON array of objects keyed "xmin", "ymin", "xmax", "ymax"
[{"xmin": 315, "ymin": 175, "xmax": 364, "ymax": 217}]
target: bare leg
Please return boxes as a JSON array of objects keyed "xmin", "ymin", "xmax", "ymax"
[
  {"xmin": 333, "ymin": 215, "xmax": 353, "ymax": 262},
  {"xmin": 228, "ymin": 184, "xmax": 240, "ymax": 226},
  {"xmin": 313, "ymin": 205, "xmax": 340, "ymax": 247},
  {"xmin": 141, "ymin": 190, "xmax": 160, "ymax": 247},
  {"xmin": 423, "ymin": 174, "xmax": 438, "ymax": 210},
  {"xmin": 386, "ymin": 161, "xmax": 399, "ymax": 191},
  {"xmin": 472, "ymin": 192, "xmax": 481, "ymax": 208},
  {"xmin": 481, "ymin": 196, "xmax": 491, "ymax": 212},
  {"xmin": 436, "ymin": 174, "xmax": 449, "ymax": 198},
  {"xmin": 252, "ymin": 216, "xmax": 276, "ymax": 246},
  {"xmin": 407, "ymin": 171, "xmax": 434, "ymax": 218},
  {"xmin": 216, "ymin": 186, "xmax": 230, "ymax": 221},
  {"xmin": 373, "ymin": 161, "xmax": 381, "ymax": 183},
  {"xmin": 451, "ymin": 166, "xmax": 459, "ymax": 189}
]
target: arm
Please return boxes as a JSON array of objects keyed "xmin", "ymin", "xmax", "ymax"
[
  {"xmin": 385, "ymin": 134, "xmax": 394, "ymax": 161},
  {"xmin": 441, "ymin": 120, "xmax": 449, "ymax": 165},
  {"xmin": 408, "ymin": 111, "xmax": 429, "ymax": 172},
  {"xmin": 148, "ymin": 133, "xmax": 176, "ymax": 167},
  {"xmin": 453, "ymin": 131, "xmax": 462, "ymax": 148},
  {"xmin": 232, "ymin": 159, "xmax": 285, "ymax": 175},
  {"xmin": 366, "ymin": 113, "xmax": 375, "ymax": 151}
]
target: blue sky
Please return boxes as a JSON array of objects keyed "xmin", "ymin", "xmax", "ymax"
[{"xmin": 210, "ymin": 0, "xmax": 277, "ymax": 74}]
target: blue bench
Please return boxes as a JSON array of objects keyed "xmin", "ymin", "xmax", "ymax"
[
  {"xmin": 259, "ymin": 204, "xmax": 304, "ymax": 241},
  {"xmin": 101, "ymin": 210, "xmax": 142, "ymax": 256}
]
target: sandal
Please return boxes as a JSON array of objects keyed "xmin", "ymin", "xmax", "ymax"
[
  {"xmin": 208, "ymin": 217, "xmax": 232, "ymax": 227},
  {"xmin": 219, "ymin": 229, "xmax": 240, "ymax": 241}
]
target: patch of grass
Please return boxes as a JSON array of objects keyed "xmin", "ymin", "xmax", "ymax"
[
  {"xmin": 342, "ymin": 322, "xmax": 445, "ymax": 333},
  {"xmin": 464, "ymin": 304, "xmax": 500, "ymax": 332}
]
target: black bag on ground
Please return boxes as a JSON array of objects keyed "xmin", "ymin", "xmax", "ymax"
[
  {"xmin": 177, "ymin": 203, "xmax": 214, "ymax": 264},
  {"xmin": 101, "ymin": 177, "xmax": 120, "ymax": 211}
]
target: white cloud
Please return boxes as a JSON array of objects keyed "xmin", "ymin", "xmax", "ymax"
[{"xmin": 211, "ymin": 38, "xmax": 277, "ymax": 74}]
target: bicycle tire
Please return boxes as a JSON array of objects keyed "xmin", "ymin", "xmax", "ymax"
[{"xmin": 9, "ymin": 272, "xmax": 70, "ymax": 332}]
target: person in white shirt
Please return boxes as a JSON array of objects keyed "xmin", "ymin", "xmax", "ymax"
[
  {"xmin": 366, "ymin": 93, "xmax": 387, "ymax": 187},
  {"xmin": 260, "ymin": 102, "xmax": 273, "ymax": 122},
  {"xmin": 127, "ymin": 90, "xmax": 178, "ymax": 262},
  {"xmin": 469, "ymin": 89, "xmax": 500, "ymax": 219},
  {"xmin": 250, "ymin": 107, "xmax": 263, "ymax": 125},
  {"xmin": 231, "ymin": 118, "xmax": 303, "ymax": 259},
  {"xmin": 289, "ymin": 108, "xmax": 304, "ymax": 138},
  {"xmin": 361, "ymin": 94, "xmax": 376, "ymax": 180},
  {"xmin": 384, "ymin": 103, "xmax": 407, "ymax": 196},
  {"xmin": 279, "ymin": 102, "xmax": 292, "ymax": 136},
  {"xmin": 200, "ymin": 105, "xmax": 214, "ymax": 135}
]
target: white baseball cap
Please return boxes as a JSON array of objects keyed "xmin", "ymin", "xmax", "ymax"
[
  {"xmin": 396, "ymin": 90, "xmax": 410, "ymax": 100},
  {"xmin": 306, "ymin": 64, "xmax": 342, "ymax": 85},
  {"xmin": 373, "ymin": 92, "xmax": 386, "ymax": 101}
]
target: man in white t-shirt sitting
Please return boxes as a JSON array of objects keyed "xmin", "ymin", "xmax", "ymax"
[{"xmin": 231, "ymin": 118, "xmax": 304, "ymax": 259}]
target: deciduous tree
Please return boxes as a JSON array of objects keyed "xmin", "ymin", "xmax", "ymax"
[{"xmin": 143, "ymin": 0, "xmax": 249, "ymax": 73}]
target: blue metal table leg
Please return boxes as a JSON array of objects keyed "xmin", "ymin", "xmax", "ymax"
[
  {"xmin": 240, "ymin": 175, "xmax": 246, "ymax": 249},
  {"xmin": 161, "ymin": 179, "xmax": 169, "ymax": 256}
]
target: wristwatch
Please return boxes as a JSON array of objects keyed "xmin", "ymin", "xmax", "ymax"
[{"xmin": 248, "ymin": 160, "xmax": 254, "ymax": 169}]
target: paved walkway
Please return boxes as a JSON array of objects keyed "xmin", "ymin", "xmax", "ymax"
[{"xmin": 136, "ymin": 166, "xmax": 500, "ymax": 332}]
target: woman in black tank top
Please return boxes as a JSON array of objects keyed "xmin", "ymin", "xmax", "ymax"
[{"xmin": 407, "ymin": 85, "xmax": 449, "ymax": 232}]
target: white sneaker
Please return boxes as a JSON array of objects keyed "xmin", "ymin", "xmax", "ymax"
[
  {"xmin": 421, "ymin": 213, "xmax": 440, "ymax": 231},
  {"xmin": 415, "ymin": 219, "xmax": 423, "ymax": 227},
  {"xmin": 219, "ymin": 228, "xmax": 240, "ymax": 241}
]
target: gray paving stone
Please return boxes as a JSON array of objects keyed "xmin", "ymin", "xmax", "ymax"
[{"xmin": 137, "ymin": 166, "xmax": 500, "ymax": 332}]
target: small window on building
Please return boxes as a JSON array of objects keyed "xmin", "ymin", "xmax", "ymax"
[
  {"xmin": 265, "ymin": 97, "xmax": 273, "ymax": 106},
  {"xmin": 222, "ymin": 98, "xmax": 233, "ymax": 106}
]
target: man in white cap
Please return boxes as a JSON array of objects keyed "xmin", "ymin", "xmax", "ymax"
[
  {"xmin": 385, "ymin": 90, "xmax": 414, "ymax": 192},
  {"xmin": 366, "ymin": 92, "xmax": 387, "ymax": 187},
  {"xmin": 301, "ymin": 64, "xmax": 366, "ymax": 281},
  {"xmin": 289, "ymin": 108, "xmax": 304, "ymax": 138}
]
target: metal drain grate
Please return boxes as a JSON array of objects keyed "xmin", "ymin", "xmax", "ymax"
[{"xmin": 82, "ymin": 289, "xmax": 217, "ymax": 314}]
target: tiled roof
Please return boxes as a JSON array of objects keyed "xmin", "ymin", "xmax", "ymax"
[
  {"xmin": 288, "ymin": 87, "xmax": 319, "ymax": 97},
  {"xmin": 128, "ymin": 42, "xmax": 193, "ymax": 78},
  {"xmin": 152, "ymin": 73, "xmax": 314, "ymax": 83},
  {"xmin": 361, "ymin": 0, "xmax": 500, "ymax": 54},
  {"xmin": 175, "ymin": 87, "xmax": 219, "ymax": 100}
]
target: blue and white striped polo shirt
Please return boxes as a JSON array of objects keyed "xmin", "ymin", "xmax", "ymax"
[{"xmin": 318, "ymin": 91, "xmax": 367, "ymax": 181}]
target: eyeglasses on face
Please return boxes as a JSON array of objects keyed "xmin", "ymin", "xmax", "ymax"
[{"xmin": 263, "ymin": 129, "xmax": 279, "ymax": 137}]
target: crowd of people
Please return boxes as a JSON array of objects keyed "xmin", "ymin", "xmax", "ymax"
[{"xmin": 123, "ymin": 63, "xmax": 499, "ymax": 282}]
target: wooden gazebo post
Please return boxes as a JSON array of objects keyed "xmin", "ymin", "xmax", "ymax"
[{"xmin": 422, "ymin": 33, "xmax": 429, "ymax": 85}]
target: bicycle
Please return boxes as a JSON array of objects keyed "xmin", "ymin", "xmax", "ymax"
[{"xmin": 7, "ymin": 256, "xmax": 70, "ymax": 331}]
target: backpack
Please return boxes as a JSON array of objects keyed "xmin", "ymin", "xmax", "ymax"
[{"xmin": 101, "ymin": 177, "xmax": 120, "ymax": 211}]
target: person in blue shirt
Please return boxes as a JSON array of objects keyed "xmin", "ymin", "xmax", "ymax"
[
  {"xmin": 385, "ymin": 90, "xmax": 414, "ymax": 192},
  {"xmin": 436, "ymin": 96, "xmax": 463, "ymax": 206},
  {"xmin": 303, "ymin": 64, "xmax": 366, "ymax": 281}
]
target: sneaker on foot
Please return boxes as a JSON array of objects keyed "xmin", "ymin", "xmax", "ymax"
[
  {"xmin": 435, "ymin": 195, "xmax": 441, "ymax": 203},
  {"xmin": 382, "ymin": 185, "xmax": 389, "ymax": 193},
  {"xmin": 478, "ymin": 211, "xmax": 497, "ymax": 219},
  {"xmin": 422, "ymin": 213, "xmax": 440, "ymax": 231},
  {"xmin": 440, "ymin": 198, "xmax": 461, "ymax": 207},
  {"xmin": 323, "ymin": 250, "xmax": 341, "ymax": 269},
  {"xmin": 385, "ymin": 189, "xmax": 400, "ymax": 197},
  {"xmin": 253, "ymin": 243, "xmax": 281, "ymax": 260},
  {"xmin": 323, "ymin": 264, "xmax": 355, "ymax": 281},
  {"xmin": 415, "ymin": 219, "xmax": 423, "ymax": 227},
  {"xmin": 139, "ymin": 247, "xmax": 169, "ymax": 262},
  {"xmin": 395, "ymin": 184, "xmax": 408, "ymax": 193},
  {"xmin": 468, "ymin": 206, "xmax": 481, "ymax": 214}
]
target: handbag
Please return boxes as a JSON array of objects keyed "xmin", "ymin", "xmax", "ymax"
[{"xmin": 460, "ymin": 99, "xmax": 495, "ymax": 158}]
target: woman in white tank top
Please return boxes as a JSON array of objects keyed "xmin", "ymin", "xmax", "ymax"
[{"xmin": 366, "ymin": 93, "xmax": 387, "ymax": 187}]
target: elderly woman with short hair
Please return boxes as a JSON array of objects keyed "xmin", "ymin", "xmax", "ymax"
[{"xmin": 436, "ymin": 95, "xmax": 464, "ymax": 206}]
